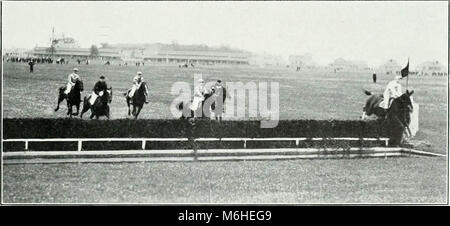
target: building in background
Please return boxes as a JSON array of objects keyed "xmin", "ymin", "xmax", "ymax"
[
  {"xmin": 329, "ymin": 57, "xmax": 369, "ymax": 72},
  {"xmin": 288, "ymin": 53, "xmax": 319, "ymax": 70},
  {"xmin": 378, "ymin": 59, "xmax": 402, "ymax": 75},
  {"xmin": 31, "ymin": 35, "xmax": 121, "ymax": 61},
  {"xmin": 415, "ymin": 60, "xmax": 447, "ymax": 76},
  {"xmin": 140, "ymin": 43, "xmax": 250, "ymax": 65},
  {"xmin": 249, "ymin": 53, "xmax": 286, "ymax": 67},
  {"xmin": 3, "ymin": 48, "xmax": 31, "ymax": 58}
]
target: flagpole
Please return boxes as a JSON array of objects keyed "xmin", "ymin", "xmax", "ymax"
[{"xmin": 406, "ymin": 58, "xmax": 409, "ymax": 91}]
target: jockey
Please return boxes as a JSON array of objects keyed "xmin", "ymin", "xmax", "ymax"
[
  {"xmin": 212, "ymin": 80, "xmax": 225, "ymax": 100},
  {"xmin": 190, "ymin": 79, "xmax": 206, "ymax": 111},
  {"xmin": 380, "ymin": 75, "xmax": 403, "ymax": 109},
  {"xmin": 128, "ymin": 71, "xmax": 149, "ymax": 103},
  {"xmin": 89, "ymin": 75, "xmax": 108, "ymax": 105},
  {"xmin": 211, "ymin": 80, "xmax": 226, "ymax": 120},
  {"xmin": 65, "ymin": 68, "xmax": 80, "ymax": 94}
]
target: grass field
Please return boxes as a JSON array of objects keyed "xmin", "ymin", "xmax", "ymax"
[
  {"xmin": 2, "ymin": 62, "xmax": 448, "ymax": 153},
  {"xmin": 2, "ymin": 62, "xmax": 448, "ymax": 204},
  {"xmin": 3, "ymin": 158, "xmax": 447, "ymax": 203}
]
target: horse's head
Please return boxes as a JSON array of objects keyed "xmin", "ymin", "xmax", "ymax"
[
  {"xmin": 399, "ymin": 90, "xmax": 414, "ymax": 111},
  {"xmin": 75, "ymin": 80, "xmax": 84, "ymax": 91},
  {"xmin": 139, "ymin": 82, "xmax": 147, "ymax": 91},
  {"xmin": 391, "ymin": 90, "xmax": 414, "ymax": 125},
  {"xmin": 107, "ymin": 87, "xmax": 113, "ymax": 103}
]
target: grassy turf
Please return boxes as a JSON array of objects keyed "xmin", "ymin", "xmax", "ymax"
[
  {"xmin": 2, "ymin": 62, "xmax": 448, "ymax": 204},
  {"xmin": 3, "ymin": 157, "xmax": 447, "ymax": 204},
  {"xmin": 2, "ymin": 62, "xmax": 448, "ymax": 152}
]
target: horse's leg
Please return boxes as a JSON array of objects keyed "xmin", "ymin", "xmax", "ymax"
[
  {"xmin": 134, "ymin": 106, "xmax": 142, "ymax": 119},
  {"xmin": 126, "ymin": 97, "xmax": 131, "ymax": 116},
  {"xmin": 67, "ymin": 102, "xmax": 72, "ymax": 116},
  {"xmin": 106, "ymin": 106, "xmax": 110, "ymax": 120},
  {"xmin": 80, "ymin": 101, "xmax": 90, "ymax": 118},
  {"xmin": 132, "ymin": 105, "xmax": 137, "ymax": 117},
  {"xmin": 361, "ymin": 107, "xmax": 367, "ymax": 120},
  {"xmin": 73, "ymin": 103, "xmax": 80, "ymax": 116},
  {"xmin": 54, "ymin": 90, "xmax": 64, "ymax": 112},
  {"xmin": 90, "ymin": 112, "xmax": 94, "ymax": 119}
]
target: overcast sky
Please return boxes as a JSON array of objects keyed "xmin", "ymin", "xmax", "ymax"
[{"xmin": 2, "ymin": 1, "xmax": 448, "ymax": 66}]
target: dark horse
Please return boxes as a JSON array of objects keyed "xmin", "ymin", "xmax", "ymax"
[
  {"xmin": 124, "ymin": 82, "xmax": 148, "ymax": 119},
  {"xmin": 55, "ymin": 80, "xmax": 84, "ymax": 117},
  {"xmin": 80, "ymin": 88, "xmax": 113, "ymax": 119},
  {"xmin": 362, "ymin": 89, "xmax": 414, "ymax": 146},
  {"xmin": 177, "ymin": 90, "xmax": 214, "ymax": 120}
]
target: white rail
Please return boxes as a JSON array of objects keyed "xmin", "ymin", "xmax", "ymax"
[{"xmin": 3, "ymin": 137, "xmax": 389, "ymax": 151}]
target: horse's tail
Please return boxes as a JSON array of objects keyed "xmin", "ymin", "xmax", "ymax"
[{"xmin": 364, "ymin": 89, "xmax": 373, "ymax": 96}]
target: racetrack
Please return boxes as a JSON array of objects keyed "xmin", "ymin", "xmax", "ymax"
[
  {"xmin": 3, "ymin": 62, "xmax": 447, "ymax": 153},
  {"xmin": 2, "ymin": 62, "xmax": 448, "ymax": 204},
  {"xmin": 3, "ymin": 157, "xmax": 446, "ymax": 203}
]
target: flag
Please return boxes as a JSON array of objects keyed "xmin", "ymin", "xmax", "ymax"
[{"xmin": 401, "ymin": 60, "xmax": 409, "ymax": 77}]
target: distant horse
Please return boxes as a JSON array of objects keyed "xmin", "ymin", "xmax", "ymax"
[
  {"xmin": 54, "ymin": 80, "xmax": 84, "ymax": 117},
  {"xmin": 177, "ymin": 89, "xmax": 214, "ymax": 120},
  {"xmin": 80, "ymin": 88, "xmax": 113, "ymax": 119},
  {"xmin": 362, "ymin": 89, "xmax": 414, "ymax": 146},
  {"xmin": 124, "ymin": 82, "xmax": 148, "ymax": 119},
  {"xmin": 179, "ymin": 63, "xmax": 188, "ymax": 68}
]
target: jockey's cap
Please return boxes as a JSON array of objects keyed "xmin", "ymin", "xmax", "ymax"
[
  {"xmin": 100, "ymin": 75, "xmax": 105, "ymax": 79},
  {"xmin": 198, "ymin": 79, "xmax": 205, "ymax": 83},
  {"xmin": 137, "ymin": 71, "xmax": 142, "ymax": 75},
  {"xmin": 73, "ymin": 68, "xmax": 79, "ymax": 71},
  {"xmin": 217, "ymin": 79, "xmax": 222, "ymax": 83}
]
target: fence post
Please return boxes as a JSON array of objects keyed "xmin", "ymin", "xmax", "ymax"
[
  {"xmin": 77, "ymin": 140, "xmax": 82, "ymax": 151},
  {"xmin": 24, "ymin": 140, "xmax": 29, "ymax": 151},
  {"xmin": 244, "ymin": 140, "xmax": 247, "ymax": 149},
  {"xmin": 142, "ymin": 140, "xmax": 146, "ymax": 150}
]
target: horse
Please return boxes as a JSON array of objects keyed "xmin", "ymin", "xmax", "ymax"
[
  {"xmin": 54, "ymin": 80, "xmax": 84, "ymax": 117},
  {"xmin": 177, "ymin": 89, "xmax": 215, "ymax": 120},
  {"xmin": 80, "ymin": 88, "xmax": 113, "ymax": 119},
  {"xmin": 362, "ymin": 89, "xmax": 414, "ymax": 146},
  {"xmin": 124, "ymin": 82, "xmax": 148, "ymax": 119}
]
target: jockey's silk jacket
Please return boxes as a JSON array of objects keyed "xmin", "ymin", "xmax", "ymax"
[
  {"xmin": 194, "ymin": 85, "xmax": 206, "ymax": 99},
  {"xmin": 68, "ymin": 73, "xmax": 80, "ymax": 84},
  {"xmin": 384, "ymin": 80, "xmax": 402, "ymax": 99},
  {"xmin": 93, "ymin": 81, "xmax": 108, "ymax": 94},
  {"xmin": 133, "ymin": 75, "xmax": 144, "ymax": 85}
]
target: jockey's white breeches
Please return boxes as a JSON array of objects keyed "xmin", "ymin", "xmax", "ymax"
[
  {"xmin": 379, "ymin": 96, "xmax": 396, "ymax": 109},
  {"xmin": 90, "ymin": 91, "xmax": 104, "ymax": 105},
  {"xmin": 190, "ymin": 96, "xmax": 204, "ymax": 111},
  {"xmin": 129, "ymin": 83, "xmax": 144, "ymax": 98},
  {"xmin": 379, "ymin": 98, "xmax": 389, "ymax": 109},
  {"xmin": 65, "ymin": 82, "xmax": 75, "ymax": 94}
]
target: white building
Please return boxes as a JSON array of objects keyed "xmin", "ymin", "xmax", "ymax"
[
  {"xmin": 378, "ymin": 59, "xmax": 402, "ymax": 75},
  {"xmin": 288, "ymin": 53, "xmax": 318, "ymax": 70},
  {"xmin": 329, "ymin": 58, "xmax": 369, "ymax": 72},
  {"xmin": 249, "ymin": 53, "xmax": 286, "ymax": 67}
]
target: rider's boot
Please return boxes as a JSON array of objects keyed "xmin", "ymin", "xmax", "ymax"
[{"xmin": 144, "ymin": 93, "xmax": 149, "ymax": 104}]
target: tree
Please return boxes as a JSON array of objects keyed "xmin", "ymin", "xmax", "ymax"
[{"xmin": 90, "ymin": 45, "xmax": 99, "ymax": 58}]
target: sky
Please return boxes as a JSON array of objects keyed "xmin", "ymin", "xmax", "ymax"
[{"xmin": 2, "ymin": 1, "xmax": 448, "ymax": 67}]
